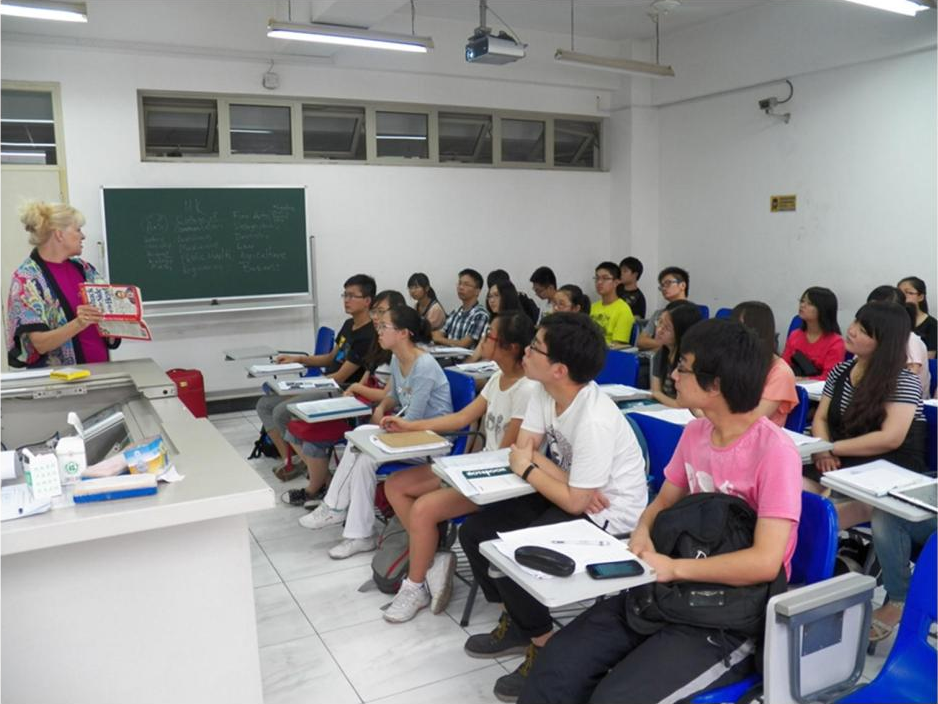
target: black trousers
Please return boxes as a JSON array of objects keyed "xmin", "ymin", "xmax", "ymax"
[
  {"xmin": 518, "ymin": 593, "xmax": 756, "ymax": 704},
  {"xmin": 458, "ymin": 493, "xmax": 584, "ymax": 639}
]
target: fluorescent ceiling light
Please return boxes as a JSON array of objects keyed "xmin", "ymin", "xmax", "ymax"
[
  {"xmin": 376, "ymin": 135, "xmax": 427, "ymax": 140},
  {"xmin": 1, "ymin": 118, "xmax": 55, "ymax": 124},
  {"xmin": 554, "ymin": 49, "xmax": 674, "ymax": 78},
  {"xmin": 1, "ymin": 142, "xmax": 56, "ymax": 147},
  {"xmin": 230, "ymin": 129, "xmax": 274, "ymax": 135},
  {"xmin": 0, "ymin": 1, "xmax": 87, "ymax": 22},
  {"xmin": 267, "ymin": 20, "xmax": 433, "ymax": 53},
  {"xmin": 840, "ymin": 0, "xmax": 932, "ymax": 15}
]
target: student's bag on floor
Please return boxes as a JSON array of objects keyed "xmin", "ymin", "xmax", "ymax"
[
  {"xmin": 371, "ymin": 517, "xmax": 456, "ymax": 594},
  {"xmin": 625, "ymin": 493, "xmax": 786, "ymax": 639},
  {"xmin": 248, "ymin": 427, "xmax": 280, "ymax": 460}
]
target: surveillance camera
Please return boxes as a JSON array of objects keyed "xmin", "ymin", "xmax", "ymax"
[{"xmin": 758, "ymin": 97, "xmax": 778, "ymax": 111}]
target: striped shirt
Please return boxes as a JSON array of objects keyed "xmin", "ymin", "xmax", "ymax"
[
  {"xmin": 823, "ymin": 360, "xmax": 925, "ymax": 423},
  {"xmin": 442, "ymin": 302, "xmax": 489, "ymax": 344}
]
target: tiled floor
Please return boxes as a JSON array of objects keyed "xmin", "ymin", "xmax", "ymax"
[{"xmin": 211, "ymin": 411, "xmax": 895, "ymax": 704}]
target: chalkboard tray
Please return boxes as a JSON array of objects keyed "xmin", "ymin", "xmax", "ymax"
[{"xmin": 101, "ymin": 187, "xmax": 310, "ymax": 304}]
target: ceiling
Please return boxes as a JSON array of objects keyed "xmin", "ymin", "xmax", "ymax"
[{"xmin": 0, "ymin": 0, "xmax": 774, "ymax": 60}]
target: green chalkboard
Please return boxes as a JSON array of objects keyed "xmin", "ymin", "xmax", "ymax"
[{"xmin": 102, "ymin": 187, "xmax": 309, "ymax": 303}]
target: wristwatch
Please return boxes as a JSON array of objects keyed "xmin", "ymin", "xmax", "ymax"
[{"xmin": 522, "ymin": 462, "xmax": 538, "ymax": 482}]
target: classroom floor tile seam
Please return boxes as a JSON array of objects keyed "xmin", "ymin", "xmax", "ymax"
[{"xmin": 360, "ymin": 661, "xmax": 509, "ymax": 703}]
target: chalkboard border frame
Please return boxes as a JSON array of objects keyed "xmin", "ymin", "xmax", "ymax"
[{"xmin": 99, "ymin": 185, "xmax": 313, "ymax": 306}]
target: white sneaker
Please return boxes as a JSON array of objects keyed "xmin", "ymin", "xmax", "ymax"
[
  {"xmin": 298, "ymin": 504, "xmax": 346, "ymax": 530},
  {"xmin": 425, "ymin": 551, "xmax": 457, "ymax": 614},
  {"xmin": 383, "ymin": 579, "xmax": 430, "ymax": 623},
  {"xmin": 328, "ymin": 536, "xmax": 376, "ymax": 560}
]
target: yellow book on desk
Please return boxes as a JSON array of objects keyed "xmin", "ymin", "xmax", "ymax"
[
  {"xmin": 371, "ymin": 430, "xmax": 450, "ymax": 454},
  {"xmin": 50, "ymin": 367, "xmax": 91, "ymax": 382}
]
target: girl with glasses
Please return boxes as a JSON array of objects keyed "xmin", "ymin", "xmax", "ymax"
[
  {"xmin": 650, "ymin": 300, "xmax": 703, "ymax": 408},
  {"xmin": 299, "ymin": 306, "xmax": 452, "ymax": 560}
]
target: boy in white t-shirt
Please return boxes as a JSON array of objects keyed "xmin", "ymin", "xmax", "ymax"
[
  {"xmin": 458, "ymin": 312, "xmax": 647, "ymax": 702},
  {"xmin": 520, "ymin": 319, "xmax": 802, "ymax": 704}
]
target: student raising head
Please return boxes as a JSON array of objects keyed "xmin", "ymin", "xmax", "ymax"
[
  {"xmin": 299, "ymin": 304, "xmax": 453, "ymax": 559},
  {"xmin": 781, "ymin": 286, "xmax": 845, "ymax": 380},
  {"xmin": 650, "ymin": 300, "xmax": 703, "ymax": 408},
  {"xmin": 522, "ymin": 319, "xmax": 801, "ymax": 704},
  {"xmin": 379, "ymin": 311, "xmax": 539, "ymax": 623},
  {"xmin": 867, "ymin": 285, "xmax": 930, "ymax": 397},
  {"xmin": 897, "ymin": 276, "xmax": 936, "ymax": 358},
  {"xmin": 407, "ymin": 272, "xmax": 446, "ymax": 331},
  {"xmin": 552, "ymin": 284, "xmax": 590, "ymax": 314},
  {"xmin": 731, "ymin": 301, "xmax": 799, "ymax": 426}
]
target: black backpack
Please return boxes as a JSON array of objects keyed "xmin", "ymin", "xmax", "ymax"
[
  {"xmin": 248, "ymin": 427, "xmax": 280, "ymax": 460},
  {"xmin": 625, "ymin": 493, "xmax": 786, "ymax": 639}
]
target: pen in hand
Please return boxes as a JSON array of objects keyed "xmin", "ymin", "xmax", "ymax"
[
  {"xmin": 551, "ymin": 539, "xmax": 610, "ymax": 546},
  {"xmin": 393, "ymin": 405, "xmax": 409, "ymax": 418}
]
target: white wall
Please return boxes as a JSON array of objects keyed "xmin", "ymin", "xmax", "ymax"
[
  {"xmin": 1, "ymin": 39, "xmax": 613, "ymax": 396},
  {"xmin": 656, "ymin": 43, "xmax": 936, "ymax": 332}
]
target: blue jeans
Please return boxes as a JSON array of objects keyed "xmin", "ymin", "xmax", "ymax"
[{"xmin": 871, "ymin": 509, "xmax": 937, "ymax": 602}]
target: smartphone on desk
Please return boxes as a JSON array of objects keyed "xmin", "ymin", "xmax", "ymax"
[{"xmin": 586, "ymin": 559, "xmax": 645, "ymax": 580}]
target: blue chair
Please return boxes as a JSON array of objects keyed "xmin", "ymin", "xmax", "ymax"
[
  {"xmin": 629, "ymin": 321, "xmax": 641, "ymax": 346},
  {"xmin": 838, "ymin": 532, "xmax": 937, "ymax": 704},
  {"xmin": 376, "ymin": 368, "xmax": 477, "ymax": 477},
  {"xmin": 626, "ymin": 412, "xmax": 684, "ymax": 493},
  {"xmin": 697, "ymin": 305, "xmax": 710, "ymax": 320},
  {"xmin": 303, "ymin": 325, "xmax": 336, "ymax": 377},
  {"xmin": 924, "ymin": 404, "xmax": 937, "ymax": 476},
  {"xmin": 692, "ymin": 492, "xmax": 840, "ymax": 704},
  {"xmin": 714, "ymin": 307, "xmax": 732, "ymax": 320},
  {"xmin": 784, "ymin": 385, "xmax": 810, "ymax": 434},
  {"xmin": 596, "ymin": 349, "xmax": 639, "ymax": 387},
  {"xmin": 787, "ymin": 315, "xmax": 802, "ymax": 338},
  {"xmin": 929, "ymin": 358, "xmax": 936, "ymax": 399}
]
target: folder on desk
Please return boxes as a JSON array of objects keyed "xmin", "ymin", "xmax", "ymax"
[
  {"xmin": 371, "ymin": 430, "xmax": 449, "ymax": 454},
  {"xmin": 826, "ymin": 460, "xmax": 927, "ymax": 497},
  {"xmin": 247, "ymin": 362, "xmax": 305, "ymax": 376},
  {"xmin": 434, "ymin": 449, "xmax": 525, "ymax": 496},
  {"xmin": 288, "ymin": 397, "xmax": 372, "ymax": 423},
  {"xmin": 276, "ymin": 378, "xmax": 339, "ymax": 393},
  {"xmin": 453, "ymin": 361, "xmax": 499, "ymax": 374}
]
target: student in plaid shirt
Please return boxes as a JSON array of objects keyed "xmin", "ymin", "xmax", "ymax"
[{"xmin": 432, "ymin": 268, "xmax": 489, "ymax": 348}]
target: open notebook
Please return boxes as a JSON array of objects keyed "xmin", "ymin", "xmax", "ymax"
[{"xmin": 825, "ymin": 460, "xmax": 928, "ymax": 498}]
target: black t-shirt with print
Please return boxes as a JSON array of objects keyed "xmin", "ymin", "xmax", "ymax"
[
  {"xmin": 913, "ymin": 315, "xmax": 937, "ymax": 353},
  {"xmin": 325, "ymin": 318, "xmax": 375, "ymax": 383},
  {"xmin": 617, "ymin": 286, "xmax": 646, "ymax": 319}
]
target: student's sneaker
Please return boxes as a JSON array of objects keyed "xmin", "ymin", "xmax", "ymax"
[
  {"xmin": 298, "ymin": 504, "xmax": 346, "ymax": 530},
  {"xmin": 464, "ymin": 611, "xmax": 529, "ymax": 659},
  {"xmin": 382, "ymin": 579, "xmax": 430, "ymax": 623},
  {"xmin": 328, "ymin": 536, "xmax": 377, "ymax": 560},
  {"xmin": 426, "ymin": 551, "xmax": 457, "ymax": 614},
  {"xmin": 493, "ymin": 643, "xmax": 540, "ymax": 702},
  {"xmin": 281, "ymin": 485, "xmax": 327, "ymax": 507}
]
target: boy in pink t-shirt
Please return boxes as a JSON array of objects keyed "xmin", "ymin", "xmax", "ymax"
[{"xmin": 520, "ymin": 319, "xmax": 803, "ymax": 704}]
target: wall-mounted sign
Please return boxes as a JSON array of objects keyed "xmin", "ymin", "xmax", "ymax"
[{"xmin": 771, "ymin": 195, "xmax": 796, "ymax": 212}]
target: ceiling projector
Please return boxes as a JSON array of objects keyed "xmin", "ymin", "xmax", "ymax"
[{"xmin": 465, "ymin": 30, "xmax": 525, "ymax": 64}]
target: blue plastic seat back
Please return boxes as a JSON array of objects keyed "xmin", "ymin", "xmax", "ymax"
[
  {"xmin": 929, "ymin": 358, "xmax": 937, "ymax": 399},
  {"xmin": 630, "ymin": 321, "xmax": 641, "ymax": 346},
  {"xmin": 626, "ymin": 413, "xmax": 684, "ymax": 492},
  {"xmin": 303, "ymin": 325, "xmax": 336, "ymax": 377},
  {"xmin": 787, "ymin": 314, "xmax": 802, "ymax": 338},
  {"xmin": 595, "ymin": 349, "xmax": 639, "ymax": 386},
  {"xmin": 375, "ymin": 367, "xmax": 476, "ymax": 477},
  {"xmin": 784, "ymin": 385, "xmax": 810, "ymax": 434},
  {"xmin": 714, "ymin": 307, "xmax": 732, "ymax": 320},
  {"xmin": 838, "ymin": 532, "xmax": 937, "ymax": 704},
  {"xmin": 790, "ymin": 492, "xmax": 838, "ymax": 586},
  {"xmin": 925, "ymin": 404, "xmax": 937, "ymax": 475},
  {"xmin": 697, "ymin": 304, "xmax": 710, "ymax": 320}
]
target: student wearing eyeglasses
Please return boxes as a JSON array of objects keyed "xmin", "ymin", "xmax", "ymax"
[
  {"xmin": 589, "ymin": 261, "xmax": 635, "ymax": 348},
  {"xmin": 256, "ymin": 274, "xmax": 377, "ymax": 482},
  {"xmin": 636, "ymin": 266, "xmax": 690, "ymax": 352}
]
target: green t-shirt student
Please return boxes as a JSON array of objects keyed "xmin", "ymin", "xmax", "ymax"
[{"xmin": 590, "ymin": 261, "xmax": 634, "ymax": 345}]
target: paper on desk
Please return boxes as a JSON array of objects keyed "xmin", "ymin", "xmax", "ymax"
[
  {"xmin": 796, "ymin": 380, "xmax": 826, "ymax": 397},
  {"xmin": 435, "ymin": 448, "xmax": 513, "ymax": 496},
  {"xmin": 249, "ymin": 362, "xmax": 305, "ymax": 375},
  {"xmin": 826, "ymin": 460, "xmax": 925, "ymax": 497},
  {"xmin": 1, "ymin": 484, "xmax": 52, "ymax": 521},
  {"xmin": 276, "ymin": 377, "xmax": 339, "ymax": 392},
  {"xmin": 924, "ymin": 399, "xmax": 938, "ymax": 408},
  {"xmin": 598, "ymin": 384, "xmax": 651, "ymax": 400},
  {"xmin": 632, "ymin": 407, "xmax": 696, "ymax": 425},
  {"xmin": 370, "ymin": 434, "xmax": 450, "ymax": 455},
  {"xmin": 494, "ymin": 519, "xmax": 634, "ymax": 579},
  {"xmin": 453, "ymin": 361, "xmax": 499, "ymax": 373},
  {"xmin": 428, "ymin": 346, "xmax": 473, "ymax": 357},
  {"xmin": 158, "ymin": 465, "xmax": 185, "ymax": 483},
  {"xmin": 782, "ymin": 429, "xmax": 823, "ymax": 447}
]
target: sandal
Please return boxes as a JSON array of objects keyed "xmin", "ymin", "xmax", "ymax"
[
  {"xmin": 273, "ymin": 462, "xmax": 304, "ymax": 482},
  {"xmin": 280, "ymin": 485, "xmax": 328, "ymax": 507},
  {"xmin": 869, "ymin": 618, "xmax": 898, "ymax": 642}
]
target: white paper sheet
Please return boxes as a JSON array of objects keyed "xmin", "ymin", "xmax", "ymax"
[
  {"xmin": 632, "ymin": 407, "xmax": 696, "ymax": 425},
  {"xmin": 782, "ymin": 429, "xmax": 824, "ymax": 447},
  {"xmin": 494, "ymin": 519, "xmax": 635, "ymax": 578}
]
